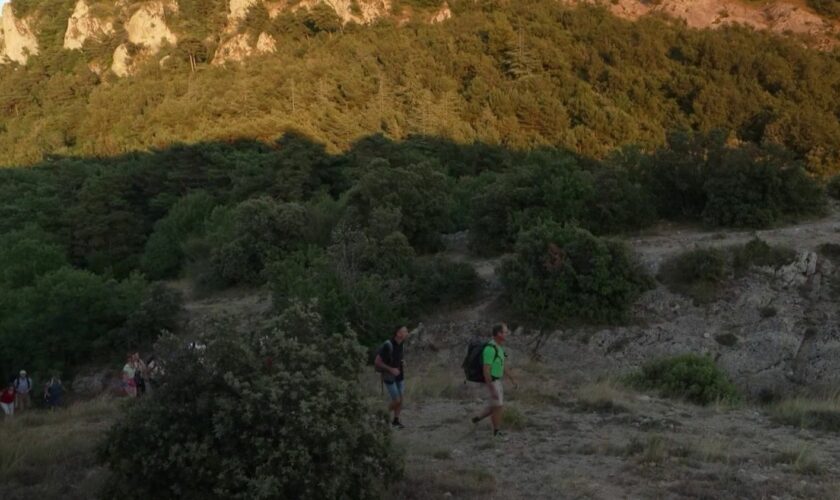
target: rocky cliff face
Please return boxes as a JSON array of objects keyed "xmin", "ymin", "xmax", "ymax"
[
  {"xmin": 64, "ymin": 0, "xmax": 115, "ymax": 50},
  {"xmin": 569, "ymin": 0, "xmax": 839, "ymax": 49},
  {"xmin": 1, "ymin": 0, "xmax": 838, "ymax": 71},
  {"xmin": 0, "ymin": 3, "xmax": 39, "ymax": 64}
]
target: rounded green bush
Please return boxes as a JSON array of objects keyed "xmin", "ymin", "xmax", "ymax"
[
  {"xmin": 499, "ymin": 222, "xmax": 651, "ymax": 325},
  {"xmin": 100, "ymin": 304, "xmax": 401, "ymax": 499},
  {"xmin": 628, "ymin": 354, "xmax": 739, "ymax": 405}
]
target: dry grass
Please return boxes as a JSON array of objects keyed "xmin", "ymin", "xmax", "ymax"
[
  {"xmin": 772, "ymin": 444, "xmax": 824, "ymax": 476},
  {"xmin": 0, "ymin": 397, "xmax": 121, "ymax": 499},
  {"xmin": 389, "ymin": 467, "xmax": 496, "ymax": 499},
  {"xmin": 771, "ymin": 394, "xmax": 840, "ymax": 432},
  {"xmin": 576, "ymin": 380, "xmax": 635, "ymax": 414}
]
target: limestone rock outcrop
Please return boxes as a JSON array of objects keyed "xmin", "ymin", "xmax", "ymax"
[
  {"xmin": 125, "ymin": 1, "xmax": 177, "ymax": 52},
  {"xmin": 64, "ymin": 0, "xmax": 115, "ymax": 50},
  {"xmin": 0, "ymin": 3, "xmax": 39, "ymax": 64}
]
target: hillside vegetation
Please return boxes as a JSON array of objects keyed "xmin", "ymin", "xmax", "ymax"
[{"xmin": 0, "ymin": 0, "xmax": 839, "ymax": 176}]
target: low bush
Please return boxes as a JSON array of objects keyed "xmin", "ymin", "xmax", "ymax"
[
  {"xmin": 828, "ymin": 175, "xmax": 840, "ymax": 200},
  {"xmin": 499, "ymin": 222, "xmax": 651, "ymax": 325},
  {"xmin": 627, "ymin": 354, "xmax": 739, "ymax": 405},
  {"xmin": 658, "ymin": 247, "xmax": 728, "ymax": 304},
  {"xmin": 731, "ymin": 238, "xmax": 796, "ymax": 276},
  {"xmin": 410, "ymin": 256, "xmax": 480, "ymax": 311},
  {"xmin": 100, "ymin": 304, "xmax": 401, "ymax": 499},
  {"xmin": 771, "ymin": 395, "xmax": 840, "ymax": 433}
]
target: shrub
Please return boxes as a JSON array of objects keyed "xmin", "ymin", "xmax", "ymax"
[
  {"xmin": 627, "ymin": 354, "xmax": 739, "ymax": 405},
  {"xmin": 731, "ymin": 238, "xmax": 795, "ymax": 276},
  {"xmin": 469, "ymin": 153, "xmax": 593, "ymax": 254},
  {"xmin": 346, "ymin": 159, "xmax": 453, "ymax": 252},
  {"xmin": 585, "ymin": 167, "xmax": 657, "ymax": 234},
  {"xmin": 141, "ymin": 191, "xmax": 216, "ymax": 280},
  {"xmin": 100, "ymin": 304, "xmax": 401, "ymax": 499},
  {"xmin": 828, "ymin": 175, "xmax": 840, "ymax": 201},
  {"xmin": 658, "ymin": 247, "xmax": 728, "ymax": 304},
  {"xmin": 0, "ymin": 225, "xmax": 67, "ymax": 289},
  {"xmin": 114, "ymin": 283, "xmax": 185, "ymax": 349},
  {"xmin": 702, "ymin": 149, "xmax": 825, "ymax": 227},
  {"xmin": 499, "ymin": 222, "xmax": 651, "ymax": 325},
  {"xmin": 209, "ymin": 197, "xmax": 309, "ymax": 285},
  {"xmin": 0, "ymin": 268, "xmax": 145, "ymax": 375},
  {"xmin": 409, "ymin": 256, "xmax": 480, "ymax": 311}
]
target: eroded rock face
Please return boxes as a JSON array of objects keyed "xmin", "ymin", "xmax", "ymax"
[
  {"xmin": 125, "ymin": 1, "xmax": 177, "ymax": 52},
  {"xmin": 256, "ymin": 32, "xmax": 277, "ymax": 54},
  {"xmin": 295, "ymin": 0, "xmax": 392, "ymax": 24},
  {"xmin": 212, "ymin": 33, "xmax": 253, "ymax": 64},
  {"xmin": 0, "ymin": 3, "xmax": 39, "ymax": 64},
  {"xmin": 230, "ymin": 0, "xmax": 260, "ymax": 20},
  {"xmin": 564, "ymin": 0, "xmax": 840, "ymax": 48},
  {"xmin": 111, "ymin": 43, "xmax": 132, "ymax": 77},
  {"xmin": 64, "ymin": 0, "xmax": 115, "ymax": 50},
  {"xmin": 430, "ymin": 2, "xmax": 452, "ymax": 24}
]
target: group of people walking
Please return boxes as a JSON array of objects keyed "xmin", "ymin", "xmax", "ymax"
[
  {"xmin": 375, "ymin": 322, "xmax": 516, "ymax": 438},
  {"xmin": 0, "ymin": 370, "xmax": 64, "ymax": 417}
]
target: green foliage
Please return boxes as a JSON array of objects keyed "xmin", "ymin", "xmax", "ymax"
[
  {"xmin": 141, "ymin": 191, "xmax": 217, "ymax": 279},
  {"xmin": 100, "ymin": 303, "xmax": 401, "ymax": 499},
  {"xmin": 658, "ymin": 247, "xmax": 728, "ymax": 304},
  {"xmin": 0, "ymin": 225, "xmax": 67, "ymax": 289},
  {"xmin": 638, "ymin": 131, "xmax": 826, "ymax": 228},
  {"xmin": 3, "ymin": 2, "xmax": 840, "ymax": 177},
  {"xmin": 209, "ymin": 197, "xmax": 309, "ymax": 285},
  {"xmin": 499, "ymin": 222, "xmax": 651, "ymax": 326},
  {"xmin": 115, "ymin": 283, "xmax": 184, "ymax": 349},
  {"xmin": 731, "ymin": 238, "xmax": 795, "ymax": 277},
  {"xmin": 409, "ymin": 256, "xmax": 480, "ymax": 311},
  {"xmin": 627, "ymin": 354, "xmax": 739, "ymax": 405},
  {"xmin": 807, "ymin": 0, "xmax": 840, "ymax": 19},
  {"xmin": 469, "ymin": 152, "xmax": 594, "ymax": 254},
  {"xmin": 346, "ymin": 159, "xmax": 453, "ymax": 251},
  {"xmin": 828, "ymin": 175, "xmax": 840, "ymax": 200},
  {"xmin": 0, "ymin": 267, "xmax": 146, "ymax": 375}
]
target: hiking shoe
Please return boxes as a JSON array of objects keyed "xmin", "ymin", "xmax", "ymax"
[
  {"xmin": 493, "ymin": 430, "xmax": 507, "ymax": 441},
  {"xmin": 471, "ymin": 416, "xmax": 481, "ymax": 425},
  {"xmin": 392, "ymin": 419, "xmax": 405, "ymax": 429}
]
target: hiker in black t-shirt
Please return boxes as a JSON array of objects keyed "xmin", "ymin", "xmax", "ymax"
[{"xmin": 374, "ymin": 326, "xmax": 409, "ymax": 428}]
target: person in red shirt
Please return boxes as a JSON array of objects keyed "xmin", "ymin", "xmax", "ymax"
[{"xmin": 0, "ymin": 383, "xmax": 15, "ymax": 417}]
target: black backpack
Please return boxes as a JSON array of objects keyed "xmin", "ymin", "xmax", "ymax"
[{"xmin": 462, "ymin": 338, "xmax": 498, "ymax": 383}]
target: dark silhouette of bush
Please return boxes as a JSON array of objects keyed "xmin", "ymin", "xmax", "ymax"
[
  {"xmin": 658, "ymin": 247, "xmax": 728, "ymax": 304},
  {"xmin": 499, "ymin": 222, "xmax": 651, "ymax": 325},
  {"xmin": 100, "ymin": 303, "xmax": 401, "ymax": 499},
  {"xmin": 828, "ymin": 175, "xmax": 840, "ymax": 201},
  {"xmin": 627, "ymin": 354, "xmax": 739, "ymax": 405}
]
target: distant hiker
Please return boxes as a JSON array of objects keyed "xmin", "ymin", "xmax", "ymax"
[
  {"xmin": 0, "ymin": 383, "xmax": 15, "ymax": 417},
  {"xmin": 146, "ymin": 356, "xmax": 161, "ymax": 391},
  {"xmin": 122, "ymin": 354, "xmax": 137, "ymax": 397},
  {"xmin": 13, "ymin": 370, "xmax": 32, "ymax": 412},
  {"xmin": 44, "ymin": 376, "xmax": 64, "ymax": 409},
  {"xmin": 132, "ymin": 353, "xmax": 147, "ymax": 397},
  {"xmin": 375, "ymin": 325, "xmax": 409, "ymax": 429},
  {"xmin": 470, "ymin": 323, "xmax": 517, "ymax": 438}
]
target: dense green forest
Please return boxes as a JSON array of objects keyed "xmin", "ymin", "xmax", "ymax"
[
  {"xmin": 0, "ymin": 129, "xmax": 831, "ymax": 379},
  {"xmin": 2, "ymin": 0, "xmax": 840, "ymax": 176}
]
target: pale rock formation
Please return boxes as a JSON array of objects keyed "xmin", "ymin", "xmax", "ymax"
[
  {"xmin": 212, "ymin": 33, "xmax": 253, "ymax": 64},
  {"xmin": 125, "ymin": 1, "xmax": 177, "ymax": 52},
  {"xmin": 111, "ymin": 43, "xmax": 132, "ymax": 77},
  {"xmin": 0, "ymin": 3, "xmax": 39, "ymax": 65},
  {"xmin": 295, "ymin": 0, "xmax": 391, "ymax": 25},
  {"xmin": 430, "ymin": 2, "xmax": 452, "ymax": 24},
  {"xmin": 230, "ymin": 0, "xmax": 260, "ymax": 20},
  {"xmin": 256, "ymin": 32, "xmax": 277, "ymax": 54},
  {"xmin": 64, "ymin": 0, "xmax": 115, "ymax": 50}
]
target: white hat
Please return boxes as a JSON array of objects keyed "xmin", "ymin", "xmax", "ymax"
[{"xmin": 19, "ymin": 370, "xmax": 26, "ymax": 375}]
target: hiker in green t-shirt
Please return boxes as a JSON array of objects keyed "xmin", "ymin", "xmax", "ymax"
[{"xmin": 471, "ymin": 323, "xmax": 517, "ymax": 438}]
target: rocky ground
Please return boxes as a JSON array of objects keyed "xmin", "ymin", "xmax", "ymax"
[{"xmin": 383, "ymin": 203, "xmax": 840, "ymax": 498}]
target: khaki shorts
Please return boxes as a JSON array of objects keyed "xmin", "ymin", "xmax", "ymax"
[{"xmin": 487, "ymin": 380, "xmax": 504, "ymax": 407}]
